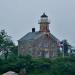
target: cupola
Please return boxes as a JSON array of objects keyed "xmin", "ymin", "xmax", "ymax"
[{"xmin": 38, "ymin": 13, "xmax": 50, "ymax": 32}]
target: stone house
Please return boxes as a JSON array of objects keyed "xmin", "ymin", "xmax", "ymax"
[{"xmin": 18, "ymin": 13, "xmax": 60, "ymax": 58}]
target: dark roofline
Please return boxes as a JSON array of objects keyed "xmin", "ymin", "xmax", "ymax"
[
  {"xmin": 41, "ymin": 13, "xmax": 48, "ymax": 18},
  {"xmin": 50, "ymin": 33, "xmax": 60, "ymax": 42}
]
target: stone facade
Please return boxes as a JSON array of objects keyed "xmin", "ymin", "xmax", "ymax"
[{"xmin": 18, "ymin": 13, "xmax": 60, "ymax": 58}]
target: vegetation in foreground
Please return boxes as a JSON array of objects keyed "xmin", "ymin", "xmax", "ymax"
[{"xmin": 0, "ymin": 55, "xmax": 75, "ymax": 75}]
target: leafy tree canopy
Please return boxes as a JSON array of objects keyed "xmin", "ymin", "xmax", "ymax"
[{"xmin": 0, "ymin": 30, "xmax": 18, "ymax": 60}]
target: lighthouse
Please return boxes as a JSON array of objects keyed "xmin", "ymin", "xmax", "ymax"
[{"xmin": 38, "ymin": 13, "xmax": 50, "ymax": 32}]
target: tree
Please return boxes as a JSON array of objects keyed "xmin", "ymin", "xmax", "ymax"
[
  {"xmin": 63, "ymin": 40, "xmax": 68, "ymax": 56},
  {"xmin": 0, "ymin": 30, "xmax": 18, "ymax": 60},
  {"xmin": 60, "ymin": 40, "xmax": 71, "ymax": 57}
]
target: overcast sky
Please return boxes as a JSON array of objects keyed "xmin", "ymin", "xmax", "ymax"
[{"xmin": 0, "ymin": 0, "xmax": 75, "ymax": 46}]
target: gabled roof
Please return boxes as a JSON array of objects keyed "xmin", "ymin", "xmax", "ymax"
[
  {"xmin": 18, "ymin": 31, "xmax": 59, "ymax": 42},
  {"xmin": 19, "ymin": 32, "xmax": 43, "ymax": 42},
  {"xmin": 50, "ymin": 33, "xmax": 59, "ymax": 42}
]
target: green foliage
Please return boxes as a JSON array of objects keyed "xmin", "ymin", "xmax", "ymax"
[
  {"xmin": 0, "ymin": 30, "xmax": 18, "ymax": 60},
  {"xmin": 63, "ymin": 40, "xmax": 68, "ymax": 55},
  {"xmin": 1, "ymin": 56, "xmax": 75, "ymax": 75}
]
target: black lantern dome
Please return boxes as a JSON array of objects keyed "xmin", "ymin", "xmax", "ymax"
[{"xmin": 41, "ymin": 13, "xmax": 48, "ymax": 18}]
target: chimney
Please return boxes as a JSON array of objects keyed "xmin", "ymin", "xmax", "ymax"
[{"xmin": 32, "ymin": 28, "xmax": 35, "ymax": 32}]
